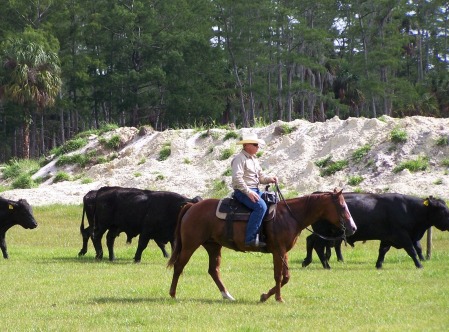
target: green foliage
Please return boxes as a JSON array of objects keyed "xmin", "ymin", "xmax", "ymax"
[
  {"xmin": 138, "ymin": 158, "xmax": 146, "ymax": 165},
  {"xmin": 222, "ymin": 168, "xmax": 232, "ymax": 176},
  {"xmin": 158, "ymin": 143, "xmax": 171, "ymax": 161},
  {"xmin": 208, "ymin": 179, "xmax": 230, "ymax": 198},
  {"xmin": 390, "ymin": 127, "xmax": 407, "ymax": 143},
  {"xmin": 155, "ymin": 174, "xmax": 165, "ymax": 181},
  {"xmin": 348, "ymin": 175, "xmax": 364, "ymax": 186},
  {"xmin": 51, "ymin": 138, "xmax": 88, "ymax": 156},
  {"xmin": 393, "ymin": 156, "xmax": 429, "ymax": 173},
  {"xmin": 100, "ymin": 135, "xmax": 121, "ymax": 150},
  {"xmin": 352, "ymin": 144, "xmax": 371, "ymax": 162},
  {"xmin": 315, "ymin": 156, "xmax": 333, "ymax": 168},
  {"xmin": 2, "ymin": 159, "xmax": 40, "ymax": 180},
  {"xmin": 98, "ymin": 123, "xmax": 119, "ymax": 135},
  {"xmin": 315, "ymin": 156, "xmax": 348, "ymax": 176},
  {"xmin": 219, "ymin": 147, "xmax": 235, "ymax": 160},
  {"xmin": 442, "ymin": 158, "xmax": 449, "ymax": 167},
  {"xmin": 53, "ymin": 172, "xmax": 71, "ymax": 183},
  {"xmin": 223, "ymin": 131, "xmax": 238, "ymax": 141},
  {"xmin": 56, "ymin": 152, "xmax": 95, "ymax": 168},
  {"xmin": 436, "ymin": 136, "xmax": 449, "ymax": 146},
  {"xmin": 183, "ymin": 158, "xmax": 191, "ymax": 164},
  {"xmin": 279, "ymin": 124, "xmax": 296, "ymax": 135},
  {"xmin": 81, "ymin": 178, "xmax": 93, "ymax": 184},
  {"xmin": 11, "ymin": 174, "xmax": 36, "ymax": 189},
  {"xmin": 134, "ymin": 172, "xmax": 142, "ymax": 177},
  {"xmin": 434, "ymin": 178, "xmax": 443, "ymax": 185}
]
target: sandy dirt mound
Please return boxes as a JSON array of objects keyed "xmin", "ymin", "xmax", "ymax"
[{"xmin": 1, "ymin": 116, "xmax": 448, "ymax": 206}]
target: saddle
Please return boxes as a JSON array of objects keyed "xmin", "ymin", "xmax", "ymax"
[{"xmin": 216, "ymin": 197, "xmax": 277, "ymax": 242}]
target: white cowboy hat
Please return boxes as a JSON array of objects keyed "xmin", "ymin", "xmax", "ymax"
[{"xmin": 237, "ymin": 133, "xmax": 265, "ymax": 145}]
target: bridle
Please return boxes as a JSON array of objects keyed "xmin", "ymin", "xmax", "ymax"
[{"xmin": 275, "ymin": 185, "xmax": 348, "ymax": 244}]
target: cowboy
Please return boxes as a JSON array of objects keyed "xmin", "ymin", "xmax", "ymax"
[{"xmin": 231, "ymin": 133, "xmax": 278, "ymax": 248}]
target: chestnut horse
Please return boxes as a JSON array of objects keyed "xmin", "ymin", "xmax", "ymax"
[{"xmin": 167, "ymin": 189, "xmax": 356, "ymax": 302}]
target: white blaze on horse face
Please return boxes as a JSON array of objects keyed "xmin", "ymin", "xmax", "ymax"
[{"xmin": 344, "ymin": 202, "xmax": 357, "ymax": 234}]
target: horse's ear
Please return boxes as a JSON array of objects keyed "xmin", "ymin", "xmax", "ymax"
[{"xmin": 333, "ymin": 187, "xmax": 343, "ymax": 195}]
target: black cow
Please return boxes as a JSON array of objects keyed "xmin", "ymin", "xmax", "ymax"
[
  {"xmin": 89, "ymin": 186, "xmax": 201, "ymax": 262},
  {"xmin": 0, "ymin": 197, "xmax": 38, "ymax": 258},
  {"xmin": 78, "ymin": 188, "xmax": 147, "ymax": 257},
  {"xmin": 301, "ymin": 193, "xmax": 449, "ymax": 269}
]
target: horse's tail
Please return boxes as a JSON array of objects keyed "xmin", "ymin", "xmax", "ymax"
[{"xmin": 167, "ymin": 202, "xmax": 193, "ymax": 268}]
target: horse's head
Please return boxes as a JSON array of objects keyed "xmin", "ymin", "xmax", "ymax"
[{"xmin": 330, "ymin": 188, "xmax": 357, "ymax": 236}]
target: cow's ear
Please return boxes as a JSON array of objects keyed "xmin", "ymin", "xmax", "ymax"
[{"xmin": 423, "ymin": 199, "xmax": 429, "ymax": 206}]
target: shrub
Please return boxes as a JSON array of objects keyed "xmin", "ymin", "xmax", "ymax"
[
  {"xmin": 222, "ymin": 168, "xmax": 232, "ymax": 176},
  {"xmin": 208, "ymin": 179, "xmax": 231, "ymax": 198},
  {"xmin": 224, "ymin": 131, "xmax": 238, "ymax": 141},
  {"xmin": 2, "ymin": 159, "xmax": 40, "ymax": 180},
  {"xmin": 11, "ymin": 174, "xmax": 36, "ymax": 189},
  {"xmin": 100, "ymin": 135, "xmax": 121, "ymax": 150},
  {"xmin": 51, "ymin": 137, "xmax": 88, "ymax": 156},
  {"xmin": 436, "ymin": 136, "xmax": 449, "ymax": 146},
  {"xmin": 352, "ymin": 144, "xmax": 371, "ymax": 162},
  {"xmin": 53, "ymin": 172, "xmax": 71, "ymax": 183},
  {"xmin": 320, "ymin": 160, "xmax": 349, "ymax": 176},
  {"xmin": 315, "ymin": 156, "xmax": 333, "ymax": 168},
  {"xmin": 393, "ymin": 156, "xmax": 429, "ymax": 173},
  {"xmin": 441, "ymin": 158, "xmax": 449, "ymax": 167},
  {"xmin": 220, "ymin": 148, "xmax": 234, "ymax": 160},
  {"xmin": 56, "ymin": 152, "xmax": 95, "ymax": 168},
  {"xmin": 390, "ymin": 127, "xmax": 407, "ymax": 143},
  {"xmin": 158, "ymin": 143, "xmax": 171, "ymax": 161},
  {"xmin": 348, "ymin": 175, "xmax": 364, "ymax": 186}
]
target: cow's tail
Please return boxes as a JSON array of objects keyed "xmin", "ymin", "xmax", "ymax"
[
  {"xmin": 167, "ymin": 202, "xmax": 193, "ymax": 268},
  {"xmin": 80, "ymin": 203, "xmax": 87, "ymax": 234}
]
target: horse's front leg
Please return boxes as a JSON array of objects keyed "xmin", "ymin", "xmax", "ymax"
[
  {"xmin": 203, "ymin": 242, "xmax": 235, "ymax": 301},
  {"xmin": 260, "ymin": 253, "xmax": 289, "ymax": 303}
]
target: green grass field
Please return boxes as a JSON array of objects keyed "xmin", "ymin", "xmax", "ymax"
[{"xmin": 1, "ymin": 204, "xmax": 449, "ymax": 331}]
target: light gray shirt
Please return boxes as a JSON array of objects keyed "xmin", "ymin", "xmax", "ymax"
[{"xmin": 231, "ymin": 150, "xmax": 271, "ymax": 194}]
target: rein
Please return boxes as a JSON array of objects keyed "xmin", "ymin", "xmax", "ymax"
[{"xmin": 275, "ymin": 184, "xmax": 348, "ymax": 244}]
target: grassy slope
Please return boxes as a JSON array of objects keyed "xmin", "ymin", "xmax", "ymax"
[{"xmin": 0, "ymin": 204, "xmax": 448, "ymax": 331}]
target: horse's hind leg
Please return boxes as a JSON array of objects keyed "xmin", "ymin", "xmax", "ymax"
[
  {"xmin": 169, "ymin": 247, "xmax": 197, "ymax": 299},
  {"xmin": 260, "ymin": 253, "xmax": 289, "ymax": 303},
  {"xmin": 203, "ymin": 242, "xmax": 235, "ymax": 301}
]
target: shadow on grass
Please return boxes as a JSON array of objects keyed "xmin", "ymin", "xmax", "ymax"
[{"xmin": 88, "ymin": 296, "xmax": 271, "ymax": 305}]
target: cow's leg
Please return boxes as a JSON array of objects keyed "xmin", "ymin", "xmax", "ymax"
[
  {"xmin": 376, "ymin": 241, "xmax": 391, "ymax": 269},
  {"xmin": 335, "ymin": 239, "xmax": 344, "ymax": 262},
  {"xmin": 133, "ymin": 233, "xmax": 151, "ymax": 263},
  {"xmin": 315, "ymin": 239, "xmax": 331, "ymax": 269},
  {"xmin": 404, "ymin": 243, "xmax": 423, "ymax": 268},
  {"xmin": 155, "ymin": 241, "xmax": 170, "ymax": 258},
  {"xmin": 413, "ymin": 240, "xmax": 425, "ymax": 261},
  {"xmin": 78, "ymin": 226, "xmax": 90, "ymax": 256},
  {"xmin": 106, "ymin": 230, "xmax": 117, "ymax": 261},
  {"xmin": 302, "ymin": 234, "xmax": 315, "ymax": 267},
  {"xmin": 92, "ymin": 231, "xmax": 105, "ymax": 260},
  {"xmin": 202, "ymin": 242, "xmax": 234, "ymax": 300},
  {"xmin": 0, "ymin": 232, "xmax": 8, "ymax": 259},
  {"xmin": 325, "ymin": 242, "xmax": 332, "ymax": 261},
  {"xmin": 260, "ymin": 252, "xmax": 288, "ymax": 303}
]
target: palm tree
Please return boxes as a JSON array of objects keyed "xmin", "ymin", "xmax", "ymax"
[{"xmin": 1, "ymin": 38, "xmax": 62, "ymax": 159}]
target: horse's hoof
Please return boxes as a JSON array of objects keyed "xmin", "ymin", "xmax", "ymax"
[
  {"xmin": 276, "ymin": 297, "xmax": 285, "ymax": 303},
  {"xmin": 221, "ymin": 291, "xmax": 235, "ymax": 301},
  {"xmin": 260, "ymin": 293, "xmax": 268, "ymax": 302}
]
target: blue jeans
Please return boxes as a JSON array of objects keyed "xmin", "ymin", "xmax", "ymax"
[{"xmin": 234, "ymin": 189, "xmax": 267, "ymax": 243}]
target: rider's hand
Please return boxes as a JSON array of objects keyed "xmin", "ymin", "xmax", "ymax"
[{"xmin": 247, "ymin": 191, "xmax": 259, "ymax": 203}]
